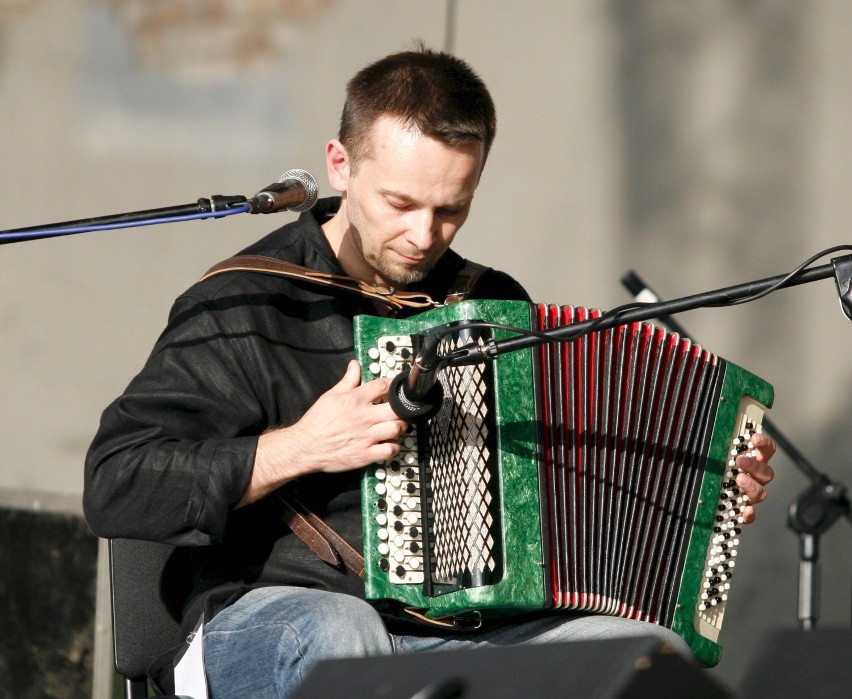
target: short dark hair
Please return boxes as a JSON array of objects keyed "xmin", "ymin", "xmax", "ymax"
[{"xmin": 339, "ymin": 43, "xmax": 496, "ymax": 170}]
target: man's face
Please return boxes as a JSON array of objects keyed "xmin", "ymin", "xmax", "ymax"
[{"xmin": 337, "ymin": 116, "xmax": 484, "ymax": 288}]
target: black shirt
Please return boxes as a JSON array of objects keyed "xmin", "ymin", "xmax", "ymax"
[{"xmin": 84, "ymin": 197, "xmax": 530, "ymax": 633}]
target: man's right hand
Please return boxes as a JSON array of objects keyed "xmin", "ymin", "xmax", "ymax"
[{"xmin": 237, "ymin": 359, "xmax": 407, "ymax": 507}]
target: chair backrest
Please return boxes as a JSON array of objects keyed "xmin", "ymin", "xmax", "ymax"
[{"xmin": 109, "ymin": 538, "xmax": 184, "ymax": 696}]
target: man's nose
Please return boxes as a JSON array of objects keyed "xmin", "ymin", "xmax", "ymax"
[{"xmin": 407, "ymin": 210, "xmax": 437, "ymax": 251}]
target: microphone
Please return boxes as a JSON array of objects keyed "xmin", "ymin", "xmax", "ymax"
[
  {"xmin": 248, "ymin": 169, "xmax": 319, "ymax": 214},
  {"xmin": 388, "ymin": 334, "xmax": 446, "ymax": 420}
]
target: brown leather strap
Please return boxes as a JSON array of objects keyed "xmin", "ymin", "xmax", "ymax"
[
  {"xmin": 200, "ymin": 255, "xmax": 436, "ymax": 311},
  {"xmin": 402, "ymin": 607, "xmax": 458, "ymax": 628},
  {"xmin": 276, "ymin": 492, "xmax": 365, "ymax": 579},
  {"xmin": 277, "ymin": 494, "xmax": 341, "ymax": 568}
]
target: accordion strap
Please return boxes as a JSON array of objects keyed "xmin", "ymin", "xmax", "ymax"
[
  {"xmin": 402, "ymin": 607, "xmax": 483, "ymax": 630},
  {"xmin": 276, "ymin": 491, "xmax": 365, "ymax": 579},
  {"xmin": 200, "ymin": 254, "xmax": 436, "ymax": 311}
]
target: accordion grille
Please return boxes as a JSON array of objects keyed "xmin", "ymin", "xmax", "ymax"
[{"xmin": 427, "ymin": 333, "xmax": 500, "ymax": 589}]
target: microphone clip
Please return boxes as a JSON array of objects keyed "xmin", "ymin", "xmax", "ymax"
[
  {"xmin": 388, "ymin": 368, "xmax": 445, "ymax": 420},
  {"xmin": 387, "ymin": 333, "xmax": 446, "ymax": 420},
  {"xmin": 831, "ymin": 254, "xmax": 852, "ymax": 322}
]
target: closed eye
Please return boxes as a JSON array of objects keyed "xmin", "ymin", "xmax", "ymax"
[
  {"xmin": 386, "ymin": 198, "xmax": 412, "ymax": 212},
  {"xmin": 436, "ymin": 205, "xmax": 468, "ymax": 219}
]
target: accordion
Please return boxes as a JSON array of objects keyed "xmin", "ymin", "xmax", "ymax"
[{"xmin": 353, "ymin": 299, "xmax": 773, "ymax": 666}]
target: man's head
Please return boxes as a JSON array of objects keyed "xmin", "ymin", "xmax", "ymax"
[
  {"xmin": 338, "ymin": 44, "xmax": 496, "ymax": 174},
  {"xmin": 323, "ymin": 46, "xmax": 495, "ymax": 290}
]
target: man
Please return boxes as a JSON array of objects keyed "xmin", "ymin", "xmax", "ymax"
[{"xmin": 84, "ymin": 46, "xmax": 775, "ymax": 698}]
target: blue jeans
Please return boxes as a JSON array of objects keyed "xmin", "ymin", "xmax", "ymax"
[{"xmin": 202, "ymin": 587, "xmax": 693, "ymax": 699}]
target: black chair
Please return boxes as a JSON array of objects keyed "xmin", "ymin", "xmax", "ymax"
[{"xmin": 109, "ymin": 538, "xmax": 184, "ymax": 698}]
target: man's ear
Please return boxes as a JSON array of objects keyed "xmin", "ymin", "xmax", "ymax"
[{"xmin": 325, "ymin": 139, "xmax": 350, "ymax": 193}]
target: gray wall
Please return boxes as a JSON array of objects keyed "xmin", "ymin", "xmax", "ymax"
[{"xmin": 1, "ymin": 0, "xmax": 849, "ymax": 692}]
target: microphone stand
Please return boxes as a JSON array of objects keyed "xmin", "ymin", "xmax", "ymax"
[
  {"xmin": 0, "ymin": 194, "xmax": 251, "ymax": 244},
  {"xmin": 619, "ymin": 270, "xmax": 851, "ymax": 631},
  {"xmin": 401, "ymin": 255, "xmax": 852, "ymax": 424},
  {"xmin": 446, "ymin": 257, "xmax": 852, "ymax": 366},
  {"xmin": 1, "ymin": 170, "xmax": 318, "ymax": 245}
]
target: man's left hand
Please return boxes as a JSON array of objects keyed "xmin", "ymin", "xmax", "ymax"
[{"xmin": 735, "ymin": 431, "xmax": 776, "ymax": 524}]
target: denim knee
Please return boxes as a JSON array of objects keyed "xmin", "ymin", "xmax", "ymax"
[{"xmin": 203, "ymin": 587, "xmax": 393, "ymax": 698}]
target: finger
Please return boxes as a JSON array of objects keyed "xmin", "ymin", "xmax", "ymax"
[
  {"xmin": 365, "ymin": 439, "xmax": 402, "ymax": 463},
  {"xmin": 328, "ymin": 360, "xmax": 363, "ymax": 393},
  {"xmin": 736, "ymin": 451, "xmax": 775, "ymax": 487},
  {"xmin": 740, "ymin": 504, "xmax": 757, "ymax": 525},
  {"xmin": 751, "ymin": 432, "xmax": 777, "ymax": 461},
  {"xmin": 329, "ymin": 361, "xmax": 394, "ymax": 405},
  {"xmin": 735, "ymin": 470, "xmax": 767, "ymax": 505},
  {"xmin": 368, "ymin": 418, "xmax": 409, "ymax": 443},
  {"xmin": 360, "ymin": 375, "xmax": 394, "ymax": 404},
  {"xmin": 368, "ymin": 401, "xmax": 406, "ymax": 425}
]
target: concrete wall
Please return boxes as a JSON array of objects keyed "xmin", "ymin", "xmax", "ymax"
[{"xmin": 1, "ymin": 1, "xmax": 849, "ymax": 692}]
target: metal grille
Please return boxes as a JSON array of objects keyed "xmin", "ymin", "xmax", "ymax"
[{"xmin": 427, "ymin": 335, "xmax": 499, "ymax": 588}]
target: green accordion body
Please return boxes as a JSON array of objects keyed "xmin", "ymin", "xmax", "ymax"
[{"xmin": 353, "ymin": 300, "xmax": 773, "ymax": 667}]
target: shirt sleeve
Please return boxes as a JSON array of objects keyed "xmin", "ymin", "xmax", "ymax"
[{"xmin": 83, "ymin": 290, "xmax": 266, "ymax": 545}]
